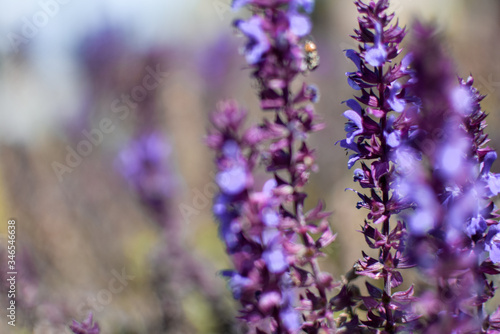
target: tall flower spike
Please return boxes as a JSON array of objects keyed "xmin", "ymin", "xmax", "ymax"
[
  {"xmin": 208, "ymin": 100, "xmax": 301, "ymax": 333},
  {"xmin": 460, "ymin": 75, "xmax": 500, "ymax": 333},
  {"xmin": 395, "ymin": 23, "xmax": 500, "ymax": 333},
  {"xmin": 336, "ymin": 0, "xmax": 416, "ymax": 332},
  {"xmin": 232, "ymin": 1, "xmax": 338, "ymax": 332}
]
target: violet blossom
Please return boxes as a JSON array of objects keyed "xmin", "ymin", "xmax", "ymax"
[
  {"xmin": 208, "ymin": 0, "xmax": 337, "ymax": 332},
  {"xmin": 335, "ymin": 0, "xmax": 416, "ymax": 332},
  {"xmin": 235, "ymin": 0, "xmax": 337, "ymax": 331},
  {"xmin": 118, "ymin": 129, "xmax": 238, "ymax": 333},
  {"xmin": 118, "ymin": 131, "xmax": 176, "ymax": 222},
  {"xmin": 207, "ymin": 100, "xmax": 302, "ymax": 333},
  {"xmin": 394, "ymin": 23, "xmax": 500, "ymax": 333}
]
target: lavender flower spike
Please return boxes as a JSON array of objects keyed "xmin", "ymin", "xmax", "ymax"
[
  {"xmin": 232, "ymin": 0, "xmax": 338, "ymax": 332},
  {"xmin": 396, "ymin": 23, "xmax": 500, "ymax": 333},
  {"xmin": 208, "ymin": 100, "xmax": 302, "ymax": 333},
  {"xmin": 69, "ymin": 313, "xmax": 100, "ymax": 334},
  {"xmin": 335, "ymin": 0, "xmax": 416, "ymax": 332}
]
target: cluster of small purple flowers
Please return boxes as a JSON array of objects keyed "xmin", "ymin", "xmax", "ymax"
[
  {"xmin": 207, "ymin": 101, "xmax": 302, "ymax": 332},
  {"xmin": 335, "ymin": 1, "xmax": 416, "ymax": 331},
  {"xmin": 207, "ymin": 0, "xmax": 500, "ymax": 333},
  {"xmin": 208, "ymin": 0, "xmax": 337, "ymax": 333},
  {"xmin": 391, "ymin": 24, "xmax": 500, "ymax": 332}
]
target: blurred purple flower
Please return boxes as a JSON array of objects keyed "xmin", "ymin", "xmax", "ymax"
[
  {"xmin": 208, "ymin": 101, "xmax": 302, "ymax": 333},
  {"xmin": 486, "ymin": 228, "xmax": 500, "ymax": 263},
  {"xmin": 216, "ymin": 164, "xmax": 248, "ymax": 195},
  {"xmin": 394, "ymin": 22, "xmax": 500, "ymax": 332},
  {"xmin": 69, "ymin": 313, "xmax": 100, "ymax": 334},
  {"xmin": 118, "ymin": 131, "xmax": 175, "ymax": 219},
  {"xmin": 235, "ymin": 17, "xmax": 270, "ymax": 65}
]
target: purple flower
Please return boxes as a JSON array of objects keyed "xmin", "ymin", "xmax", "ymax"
[
  {"xmin": 466, "ymin": 215, "xmax": 487, "ymax": 237},
  {"xmin": 211, "ymin": 0, "xmax": 339, "ymax": 331},
  {"xmin": 484, "ymin": 173, "xmax": 500, "ymax": 196},
  {"xmin": 365, "ymin": 23, "xmax": 388, "ymax": 67},
  {"xmin": 387, "ymin": 81, "xmax": 406, "ymax": 112},
  {"xmin": 280, "ymin": 304, "xmax": 301, "ymax": 331},
  {"xmin": 345, "ymin": 49, "xmax": 361, "ymax": 70},
  {"xmin": 384, "ymin": 125, "xmax": 401, "ymax": 148},
  {"xmin": 487, "ymin": 232, "xmax": 500, "ymax": 263},
  {"xmin": 343, "ymin": 109, "xmax": 363, "ymax": 144},
  {"xmin": 69, "ymin": 313, "xmax": 100, "ymax": 334},
  {"xmin": 337, "ymin": 1, "xmax": 414, "ymax": 331},
  {"xmin": 232, "ymin": 0, "xmax": 250, "ymax": 10},
  {"xmin": 365, "ymin": 45, "xmax": 387, "ymax": 67},
  {"xmin": 261, "ymin": 207, "xmax": 280, "ymax": 227},
  {"xmin": 235, "ymin": 17, "xmax": 270, "ymax": 64},
  {"xmin": 216, "ymin": 165, "xmax": 248, "ymax": 195},
  {"xmin": 393, "ymin": 22, "xmax": 500, "ymax": 332},
  {"xmin": 118, "ymin": 131, "xmax": 175, "ymax": 219},
  {"xmin": 208, "ymin": 101, "xmax": 305, "ymax": 332},
  {"xmin": 288, "ymin": 13, "xmax": 311, "ymax": 37},
  {"xmin": 227, "ymin": 273, "xmax": 254, "ymax": 299},
  {"xmin": 291, "ymin": 0, "xmax": 315, "ymax": 13}
]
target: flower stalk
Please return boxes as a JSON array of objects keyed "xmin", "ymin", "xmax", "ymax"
[{"xmin": 337, "ymin": 0, "xmax": 416, "ymax": 331}]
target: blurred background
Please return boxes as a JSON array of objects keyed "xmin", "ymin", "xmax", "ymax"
[{"xmin": 0, "ymin": 0, "xmax": 499, "ymax": 333}]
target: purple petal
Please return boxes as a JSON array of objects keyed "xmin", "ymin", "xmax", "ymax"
[
  {"xmin": 262, "ymin": 207, "xmax": 280, "ymax": 227},
  {"xmin": 439, "ymin": 141, "xmax": 466, "ymax": 177},
  {"xmin": 259, "ymin": 291, "xmax": 281, "ymax": 312},
  {"xmin": 222, "ymin": 219, "xmax": 240, "ymax": 250},
  {"xmin": 343, "ymin": 109, "xmax": 362, "ymax": 128},
  {"xmin": 488, "ymin": 233, "xmax": 500, "ymax": 263},
  {"xmin": 232, "ymin": 0, "xmax": 250, "ymax": 10},
  {"xmin": 466, "ymin": 215, "xmax": 487, "ymax": 237},
  {"xmin": 222, "ymin": 140, "xmax": 241, "ymax": 159},
  {"xmin": 263, "ymin": 178, "xmax": 277, "ymax": 195},
  {"xmin": 343, "ymin": 109, "xmax": 364, "ymax": 144},
  {"xmin": 228, "ymin": 274, "xmax": 253, "ymax": 299},
  {"xmin": 213, "ymin": 194, "xmax": 229, "ymax": 216},
  {"xmin": 482, "ymin": 151, "xmax": 497, "ymax": 175},
  {"xmin": 385, "ymin": 131, "xmax": 401, "ymax": 148},
  {"xmin": 365, "ymin": 45, "xmax": 388, "ymax": 67},
  {"xmin": 450, "ymin": 86, "xmax": 473, "ymax": 115},
  {"xmin": 236, "ymin": 17, "xmax": 270, "ymax": 64},
  {"xmin": 289, "ymin": 14, "xmax": 311, "ymax": 37},
  {"xmin": 263, "ymin": 248, "xmax": 288, "ymax": 273},
  {"xmin": 401, "ymin": 53, "xmax": 413, "ymax": 69},
  {"xmin": 343, "ymin": 98, "xmax": 362, "ymax": 113},
  {"xmin": 291, "ymin": 0, "xmax": 315, "ymax": 13},
  {"xmin": 262, "ymin": 228, "xmax": 280, "ymax": 246},
  {"xmin": 345, "ymin": 49, "xmax": 361, "ymax": 70},
  {"xmin": 216, "ymin": 166, "xmax": 247, "ymax": 195},
  {"xmin": 353, "ymin": 168, "xmax": 364, "ymax": 181},
  {"xmin": 347, "ymin": 154, "xmax": 361, "ymax": 169},
  {"xmin": 280, "ymin": 306, "xmax": 301, "ymax": 330},
  {"xmin": 487, "ymin": 174, "xmax": 500, "ymax": 196},
  {"xmin": 347, "ymin": 76, "xmax": 361, "ymax": 90},
  {"xmin": 388, "ymin": 82, "xmax": 405, "ymax": 112},
  {"xmin": 338, "ymin": 139, "xmax": 359, "ymax": 152},
  {"xmin": 409, "ymin": 210, "xmax": 435, "ymax": 236}
]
